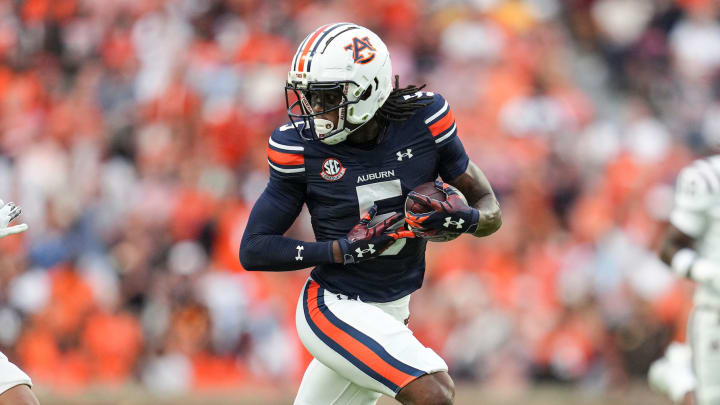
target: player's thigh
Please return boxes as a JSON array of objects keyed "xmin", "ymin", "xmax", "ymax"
[
  {"xmin": 396, "ymin": 371, "xmax": 454, "ymax": 405},
  {"xmin": 0, "ymin": 385, "xmax": 38, "ymax": 405},
  {"xmin": 296, "ymin": 280, "xmax": 447, "ymax": 398},
  {"xmin": 295, "ymin": 359, "xmax": 381, "ymax": 405},
  {"xmin": 0, "ymin": 353, "xmax": 34, "ymax": 405},
  {"xmin": 690, "ymin": 308, "xmax": 720, "ymax": 405}
]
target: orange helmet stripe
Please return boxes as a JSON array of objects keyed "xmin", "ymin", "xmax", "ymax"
[{"xmin": 297, "ymin": 24, "xmax": 332, "ymax": 72}]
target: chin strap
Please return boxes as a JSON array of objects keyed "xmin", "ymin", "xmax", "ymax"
[{"xmin": 316, "ymin": 103, "xmax": 351, "ymax": 144}]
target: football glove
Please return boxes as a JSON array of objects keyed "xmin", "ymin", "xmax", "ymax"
[
  {"xmin": 339, "ymin": 204, "xmax": 414, "ymax": 264},
  {"xmin": 0, "ymin": 200, "xmax": 28, "ymax": 238},
  {"xmin": 405, "ymin": 180, "xmax": 479, "ymax": 238}
]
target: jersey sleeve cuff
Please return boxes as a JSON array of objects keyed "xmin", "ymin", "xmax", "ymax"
[
  {"xmin": 300, "ymin": 240, "xmax": 335, "ymax": 265},
  {"xmin": 441, "ymin": 155, "xmax": 469, "ymax": 181}
]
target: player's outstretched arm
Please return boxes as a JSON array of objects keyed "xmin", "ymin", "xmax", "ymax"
[
  {"xmin": 0, "ymin": 200, "xmax": 28, "ymax": 239},
  {"xmin": 447, "ymin": 160, "xmax": 501, "ymax": 237},
  {"xmin": 240, "ymin": 180, "xmax": 335, "ymax": 271}
]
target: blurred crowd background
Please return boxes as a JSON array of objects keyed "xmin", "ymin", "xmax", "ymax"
[{"xmin": 0, "ymin": 0, "xmax": 716, "ymax": 397}]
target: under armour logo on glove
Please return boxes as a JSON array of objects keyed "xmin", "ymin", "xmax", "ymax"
[
  {"xmin": 338, "ymin": 205, "xmax": 415, "ymax": 264},
  {"xmin": 443, "ymin": 217, "xmax": 464, "ymax": 229},
  {"xmin": 406, "ymin": 181, "xmax": 479, "ymax": 239},
  {"xmin": 355, "ymin": 245, "xmax": 375, "ymax": 257}
]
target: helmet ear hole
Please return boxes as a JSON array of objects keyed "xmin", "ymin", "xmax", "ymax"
[{"xmin": 360, "ymin": 86, "xmax": 372, "ymax": 101}]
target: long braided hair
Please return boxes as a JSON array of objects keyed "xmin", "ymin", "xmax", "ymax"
[{"xmin": 375, "ymin": 75, "xmax": 433, "ymax": 125}]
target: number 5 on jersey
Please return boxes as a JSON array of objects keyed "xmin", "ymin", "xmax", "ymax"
[{"xmin": 356, "ymin": 179, "xmax": 406, "ymax": 256}]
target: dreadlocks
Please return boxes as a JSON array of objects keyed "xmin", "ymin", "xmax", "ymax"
[{"xmin": 375, "ymin": 75, "xmax": 433, "ymax": 124}]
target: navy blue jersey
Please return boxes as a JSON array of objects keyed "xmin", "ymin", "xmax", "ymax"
[{"xmin": 243, "ymin": 92, "xmax": 469, "ymax": 302}]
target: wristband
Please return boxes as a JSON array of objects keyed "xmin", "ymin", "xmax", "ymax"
[{"xmin": 468, "ymin": 208, "xmax": 480, "ymax": 234}]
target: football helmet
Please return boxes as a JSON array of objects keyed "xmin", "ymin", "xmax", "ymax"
[{"xmin": 285, "ymin": 23, "xmax": 393, "ymax": 145}]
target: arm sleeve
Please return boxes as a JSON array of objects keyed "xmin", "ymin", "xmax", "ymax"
[
  {"xmin": 669, "ymin": 163, "xmax": 714, "ymax": 237},
  {"xmin": 423, "ymin": 93, "xmax": 470, "ymax": 180},
  {"xmin": 240, "ymin": 178, "xmax": 334, "ymax": 271}
]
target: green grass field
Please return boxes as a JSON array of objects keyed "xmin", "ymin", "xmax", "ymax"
[{"xmin": 34, "ymin": 382, "xmax": 673, "ymax": 405}]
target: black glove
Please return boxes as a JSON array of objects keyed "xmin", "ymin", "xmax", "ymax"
[
  {"xmin": 338, "ymin": 205, "xmax": 415, "ymax": 264},
  {"xmin": 405, "ymin": 181, "xmax": 479, "ymax": 239}
]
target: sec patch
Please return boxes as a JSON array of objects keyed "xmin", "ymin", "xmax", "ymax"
[{"xmin": 320, "ymin": 158, "xmax": 346, "ymax": 181}]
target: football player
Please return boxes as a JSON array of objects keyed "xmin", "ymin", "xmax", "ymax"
[
  {"xmin": 240, "ymin": 23, "xmax": 501, "ymax": 405},
  {"xmin": 0, "ymin": 201, "xmax": 37, "ymax": 405},
  {"xmin": 650, "ymin": 156, "xmax": 720, "ymax": 405}
]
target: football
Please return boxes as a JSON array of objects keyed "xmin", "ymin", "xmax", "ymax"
[
  {"xmin": 405, "ymin": 182, "xmax": 446, "ymax": 214},
  {"xmin": 405, "ymin": 181, "xmax": 466, "ymax": 242}
]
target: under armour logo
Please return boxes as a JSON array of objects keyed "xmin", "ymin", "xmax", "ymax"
[
  {"xmin": 396, "ymin": 149, "xmax": 413, "ymax": 161},
  {"xmin": 443, "ymin": 217, "xmax": 464, "ymax": 229},
  {"xmin": 355, "ymin": 244, "xmax": 375, "ymax": 258},
  {"xmin": 295, "ymin": 245, "xmax": 304, "ymax": 261},
  {"xmin": 402, "ymin": 91, "xmax": 425, "ymax": 100}
]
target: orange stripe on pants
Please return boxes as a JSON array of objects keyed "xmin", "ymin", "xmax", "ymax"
[{"xmin": 305, "ymin": 282, "xmax": 417, "ymax": 389}]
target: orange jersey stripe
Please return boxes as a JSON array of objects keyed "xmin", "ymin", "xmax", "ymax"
[
  {"xmin": 306, "ymin": 283, "xmax": 417, "ymax": 388},
  {"xmin": 428, "ymin": 109, "xmax": 455, "ymax": 137},
  {"xmin": 267, "ymin": 147, "xmax": 304, "ymax": 166},
  {"xmin": 297, "ymin": 24, "xmax": 331, "ymax": 72}
]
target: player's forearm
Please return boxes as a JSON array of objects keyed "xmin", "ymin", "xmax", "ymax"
[
  {"xmin": 240, "ymin": 234, "xmax": 334, "ymax": 271},
  {"xmin": 472, "ymin": 194, "xmax": 501, "ymax": 237},
  {"xmin": 449, "ymin": 161, "xmax": 502, "ymax": 237},
  {"xmin": 239, "ymin": 180, "xmax": 334, "ymax": 271}
]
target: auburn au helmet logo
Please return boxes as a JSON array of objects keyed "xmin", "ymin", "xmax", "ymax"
[{"xmin": 344, "ymin": 37, "xmax": 376, "ymax": 64}]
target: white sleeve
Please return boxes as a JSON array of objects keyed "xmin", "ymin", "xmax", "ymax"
[{"xmin": 669, "ymin": 163, "xmax": 716, "ymax": 237}]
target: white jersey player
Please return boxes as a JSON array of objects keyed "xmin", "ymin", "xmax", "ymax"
[
  {"xmin": 0, "ymin": 200, "xmax": 37, "ymax": 405},
  {"xmin": 650, "ymin": 156, "xmax": 720, "ymax": 405}
]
